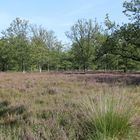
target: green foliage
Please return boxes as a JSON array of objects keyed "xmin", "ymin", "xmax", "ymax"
[
  {"xmin": 0, "ymin": 18, "xmax": 63, "ymax": 72},
  {"xmin": 66, "ymin": 19, "xmax": 101, "ymax": 71},
  {"xmin": 123, "ymin": 0, "xmax": 140, "ymax": 23},
  {"xmin": 1, "ymin": 18, "xmax": 31, "ymax": 72},
  {"xmin": 95, "ymin": 14, "xmax": 140, "ymax": 71},
  {"xmin": 0, "ymin": 0, "xmax": 140, "ymax": 72},
  {"xmin": 79, "ymin": 95, "xmax": 134, "ymax": 140}
]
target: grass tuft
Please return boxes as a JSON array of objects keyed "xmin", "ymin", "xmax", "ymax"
[{"xmin": 79, "ymin": 94, "xmax": 134, "ymax": 140}]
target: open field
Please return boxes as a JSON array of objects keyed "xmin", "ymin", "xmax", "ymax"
[{"xmin": 0, "ymin": 72, "xmax": 140, "ymax": 140}]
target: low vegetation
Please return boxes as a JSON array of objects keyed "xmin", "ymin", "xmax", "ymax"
[{"xmin": 0, "ymin": 72, "xmax": 139, "ymax": 140}]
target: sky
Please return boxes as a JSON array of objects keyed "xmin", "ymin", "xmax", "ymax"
[{"xmin": 0, "ymin": 0, "xmax": 129, "ymax": 43}]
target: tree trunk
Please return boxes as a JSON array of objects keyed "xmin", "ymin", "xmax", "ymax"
[
  {"xmin": 47, "ymin": 63, "xmax": 50, "ymax": 72},
  {"xmin": 83, "ymin": 64, "xmax": 86, "ymax": 73},
  {"xmin": 21, "ymin": 59, "xmax": 26, "ymax": 73},
  {"xmin": 2, "ymin": 63, "xmax": 5, "ymax": 71},
  {"xmin": 22, "ymin": 62, "xmax": 26, "ymax": 73},
  {"xmin": 39, "ymin": 65, "xmax": 42, "ymax": 73}
]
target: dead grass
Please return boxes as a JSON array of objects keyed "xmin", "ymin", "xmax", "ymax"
[{"xmin": 0, "ymin": 72, "xmax": 139, "ymax": 139}]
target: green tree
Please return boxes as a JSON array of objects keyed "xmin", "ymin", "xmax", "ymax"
[
  {"xmin": 48, "ymin": 41, "xmax": 63, "ymax": 71},
  {"xmin": 96, "ymin": 11, "xmax": 140, "ymax": 72},
  {"xmin": 31, "ymin": 25, "xmax": 49, "ymax": 72},
  {"xmin": 31, "ymin": 25, "xmax": 63, "ymax": 72},
  {"xmin": 66, "ymin": 19, "xmax": 101, "ymax": 71},
  {"xmin": 123, "ymin": 0, "xmax": 140, "ymax": 24},
  {"xmin": 0, "ymin": 39, "xmax": 11, "ymax": 71},
  {"xmin": 2, "ymin": 18, "xmax": 30, "ymax": 72}
]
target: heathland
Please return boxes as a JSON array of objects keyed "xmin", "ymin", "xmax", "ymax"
[{"xmin": 0, "ymin": 72, "xmax": 139, "ymax": 140}]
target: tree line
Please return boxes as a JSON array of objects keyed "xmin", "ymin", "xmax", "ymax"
[{"xmin": 0, "ymin": 0, "xmax": 140, "ymax": 72}]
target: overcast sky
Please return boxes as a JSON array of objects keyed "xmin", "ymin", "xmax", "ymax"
[{"xmin": 0, "ymin": 0, "xmax": 129, "ymax": 43}]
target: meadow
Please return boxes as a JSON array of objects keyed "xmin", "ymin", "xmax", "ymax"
[{"xmin": 0, "ymin": 72, "xmax": 140, "ymax": 140}]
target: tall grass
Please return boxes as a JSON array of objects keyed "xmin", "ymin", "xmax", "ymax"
[{"xmin": 79, "ymin": 94, "xmax": 135, "ymax": 140}]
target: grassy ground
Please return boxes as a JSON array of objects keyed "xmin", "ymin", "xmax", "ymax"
[{"xmin": 0, "ymin": 72, "xmax": 139, "ymax": 140}]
